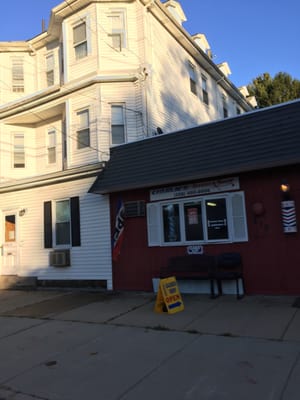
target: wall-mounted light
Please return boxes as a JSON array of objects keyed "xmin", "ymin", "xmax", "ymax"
[
  {"xmin": 280, "ymin": 181, "xmax": 297, "ymax": 233},
  {"xmin": 280, "ymin": 181, "xmax": 291, "ymax": 201},
  {"xmin": 19, "ymin": 208, "xmax": 27, "ymax": 217}
]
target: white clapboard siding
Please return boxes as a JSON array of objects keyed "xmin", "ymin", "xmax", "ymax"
[{"xmin": 0, "ymin": 176, "xmax": 113, "ymax": 289}]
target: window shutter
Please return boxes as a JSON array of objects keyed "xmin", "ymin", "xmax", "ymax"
[
  {"xmin": 44, "ymin": 201, "xmax": 53, "ymax": 248},
  {"xmin": 146, "ymin": 203, "xmax": 161, "ymax": 246},
  {"xmin": 230, "ymin": 192, "xmax": 248, "ymax": 242},
  {"xmin": 71, "ymin": 196, "xmax": 81, "ymax": 246}
]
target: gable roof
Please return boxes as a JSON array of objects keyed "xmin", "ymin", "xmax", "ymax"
[{"xmin": 90, "ymin": 100, "xmax": 300, "ymax": 194}]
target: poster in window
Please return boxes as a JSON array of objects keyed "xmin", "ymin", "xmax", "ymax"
[{"xmin": 187, "ymin": 207, "xmax": 198, "ymax": 225}]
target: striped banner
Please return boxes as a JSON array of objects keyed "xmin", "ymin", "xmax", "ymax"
[{"xmin": 281, "ymin": 200, "xmax": 297, "ymax": 233}]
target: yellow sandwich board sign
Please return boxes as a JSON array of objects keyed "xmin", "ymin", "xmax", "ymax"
[{"xmin": 154, "ymin": 277, "xmax": 184, "ymax": 314}]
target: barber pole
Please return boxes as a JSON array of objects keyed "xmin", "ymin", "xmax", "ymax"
[{"xmin": 281, "ymin": 200, "xmax": 297, "ymax": 233}]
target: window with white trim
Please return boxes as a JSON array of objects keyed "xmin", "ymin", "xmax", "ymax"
[
  {"xmin": 222, "ymin": 94, "xmax": 228, "ymax": 118},
  {"xmin": 188, "ymin": 63, "xmax": 197, "ymax": 95},
  {"xmin": 44, "ymin": 197, "xmax": 81, "ymax": 248},
  {"xmin": 107, "ymin": 11, "xmax": 126, "ymax": 51},
  {"xmin": 76, "ymin": 109, "xmax": 90, "ymax": 149},
  {"xmin": 111, "ymin": 105, "xmax": 125, "ymax": 145},
  {"xmin": 73, "ymin": 21, "xmax": 87, "ymax": 60},
  {"xmin": 147, "ymin": 192, "xmax": 248, "ymax": 246},
  {"xmin": 47, "ymin": 129, "xmax": 56, "ymax": 164},
  {"xmin": 201, "ymin": 74, "xmax": 209, "ymax": 105},
  {"xmin": 12, "ymin": 58, "xmax": 24, "ymax": 92},
  {"xmin": 13, "ymin": 133, "xmax": 25, "ymax": 168},
  {"xmin": 46, "ymin": 54, "xmax": 54, "ymax": 87},
  {"xmin": 55, "ymin": 199, "xmax": 71, "ymax": 246}
]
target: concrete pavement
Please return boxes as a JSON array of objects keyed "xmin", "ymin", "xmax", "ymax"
[{"xmin": 0, "ymin": 289, "xmax": 299, "ymax": 399}]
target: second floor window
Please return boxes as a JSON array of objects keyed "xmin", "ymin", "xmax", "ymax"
[
  {"xmin": 12, "ymin": 58, "xmax": 24, "ymax": 93},
  {"xmin": 188, "ymin": 63, "xmax": 197, "ymax": 95},
  {"xmin": 13, "ymin": 133, "xmax": 25, "ymax": 168},
  {"xmin": 111, "ymin": 105, "xmax": 125, "ymax": 145},
  {"xmin": 46, "ymin": 54, "xmax": 54, "ymax": 86},
  {"xmin": 107, "ymin": 12, "xmax": 126, "ymax": 51},
  {"xmin": 76, "ymin": 109, "xmax": 90, "ymax": 149},
  {"xmin": 47, "ymin": 129, "xmax": 56, "ymax": 164},
  {"xmin": 201, "ymin": 75, "xmax": 209, "ymax": 105},
  {"xmin": 73, "ymin": 22, "xmax": 87, "ymax": 60}
]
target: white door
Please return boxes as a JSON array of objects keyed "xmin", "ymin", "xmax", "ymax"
[{"xmin": 1, "ymin": 212, "xmax": 19, "ymax": 275}]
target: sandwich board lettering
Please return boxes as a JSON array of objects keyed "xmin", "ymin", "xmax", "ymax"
[{"xmin": 154, "ymin": 277, "xmax": 184, "ymax": 314}]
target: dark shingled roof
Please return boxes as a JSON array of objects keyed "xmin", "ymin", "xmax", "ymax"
[{"xmin": 89, "ymin": 100, "xmax": 300, "ymax": 194}]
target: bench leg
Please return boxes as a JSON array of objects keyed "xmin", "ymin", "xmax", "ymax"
[
  {"xmin": 236, "ymin": 278, "xmax": 245, "ymax": 299},
  {"xmin": 217, "ymin": 279, "xmax": 223, "ymax": 296},
  {"xmin": 210, "ymin": 279, "xmax": 219, "ymax": 299}
]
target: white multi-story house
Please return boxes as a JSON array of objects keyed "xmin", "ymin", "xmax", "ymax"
[{"xmin": 0, "ymin": 0, "xmax": 254, "ymax": 289}]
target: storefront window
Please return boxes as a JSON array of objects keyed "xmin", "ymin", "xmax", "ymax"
[
  {"xmin": 206, "ymin": 198, "xmax": 228, "ymax": 240},
  {"xmin": 184, "ymin": 201, "xmax": 203, "ymax": 241},
  {"xmin": 147, "ymin": 191, "xmax": 248, "ymax": 246},
  {"xmin": 163, "ymin": 204, "xmax": 180, "ymax": 242}
]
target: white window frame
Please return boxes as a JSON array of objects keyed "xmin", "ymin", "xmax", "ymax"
[
  {"xmin": 73, "ymin": 21, "xmax": 88, "ymax": 60},
  {"xmin": 13, "ymin": 133, "xmax": 25, "ymax": 168},
  {"xmin": 111, "ymin": 104, "xmax": 126, "ymax": 145},
  {"xmin": 147, "ymin": 192, "xmax": 248, "ymax": 247},
  {"xmin": 188, "ymin": 62, "xmax": 197, "ymax": 95},
  {"xmin": 47, "ymin": 128, "xmax": 56, "ymax": 164},
  {"xmin": 76, "ymin": 109, "xmax": 90, "ymax": 150},
  {"xmin": 201, "ymin": 74, "xmax": 209, "ymax": 105},
  {"xmin": 12, "ymin": 57, "xmax": 24, "ymax": 93},
  {"xmin": 222, "ymin": 94, "xmax": 228, "ymax": 118},
  {"xmin": 107, "ymin": 10, "xmax": 127, "ymax": 51},
  {"xmin": 54, "ymin": 199, "xmax": 71, "ymax": 247},
  {"xmin": 46, "ymin": 53, "xmax": 55, "ymax": 87}
]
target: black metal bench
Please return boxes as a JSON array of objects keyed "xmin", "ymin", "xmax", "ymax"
[
  {"xmin": 159, "ymin": 254, "xmax": 218, "ymax": 298},
  {"xmin": 160, "ymin": 253, "xmax": 245, "ymax": 299}
]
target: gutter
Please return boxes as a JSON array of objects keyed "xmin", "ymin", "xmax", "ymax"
[
  {"xmin": 0, "ymin": 74, "xmax": 139, "ymax": 120},
  {"xmin": 0, "ymin": 162, "xmax": 105, "ymax": 194}
]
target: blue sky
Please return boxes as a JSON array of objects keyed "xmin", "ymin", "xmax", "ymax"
[{"xmin": 1, "ymin": 0, "xmax": 299, "ymax": 88}]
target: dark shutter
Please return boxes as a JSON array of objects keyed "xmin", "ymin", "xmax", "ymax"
[
  {"xmin": 71, "ymin": 196, "xmax": 81, "ymax": 246},
  {"xmin": 44, "ymin": 201, "xmax": 53, "ymax": 248}
]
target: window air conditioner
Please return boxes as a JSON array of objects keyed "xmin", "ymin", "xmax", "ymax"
[{"xmin": 49, "ymin": 249, "xmax": 71, "ymax": 267}]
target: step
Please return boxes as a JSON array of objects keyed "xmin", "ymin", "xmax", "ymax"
[{"xmin": 0, "ymin": 275, "xmax": 37, "ymax": 290}]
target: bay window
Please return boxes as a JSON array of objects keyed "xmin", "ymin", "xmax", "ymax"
[
  {"xmin": 73, "ymin": 21, "xmax": 87, "ymax": 60},
  {"xmin": 76, "ymin": 109, "xmax": 90, "ymax": 149}
]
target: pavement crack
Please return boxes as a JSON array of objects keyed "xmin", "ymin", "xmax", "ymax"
[
  {"xmin": 280, "ymin": 308, "xmax": 299, "ymax": 340},
  {"xmin": 279, "ymin": 349, "xmax": 300, "ymax": 400}
]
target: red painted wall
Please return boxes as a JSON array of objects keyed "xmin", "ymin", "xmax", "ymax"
[{"xmin": 111, "ymin": 166, "xmax": 300, "ymax": 295}]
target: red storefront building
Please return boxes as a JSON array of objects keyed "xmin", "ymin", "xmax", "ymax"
[{"xmin": 90, "ymin": 100, "xmax": 300, "ymax": 295}]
